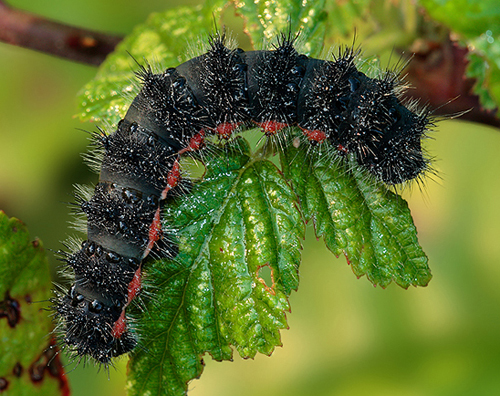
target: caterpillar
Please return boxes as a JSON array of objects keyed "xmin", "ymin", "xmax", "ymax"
[{"xmin": 52, "ymin": 33, "xmax": 431, "ymax": 364}]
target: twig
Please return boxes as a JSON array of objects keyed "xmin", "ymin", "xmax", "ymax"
[
  {"xmin": 0, "ymin": 1, "xmax": 123, "ymax": 65},
  {"xmin": 403, "ymin": 38, "xmax": 500, "ymax": 128}
]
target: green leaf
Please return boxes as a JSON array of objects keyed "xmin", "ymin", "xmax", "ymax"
[
  {"xmin": 466, "ymin": 36, "xmax": 500, "ymax": 111},
  {"xmin": 466, "ymin": 51, "xmax": 497, "ymax": 111},
  {"xmin": 280, "ymin": 132, "xmax": 431, "ymax": 289},
  {"xmin": 127, "ymin": 137, "xmax": 304, "ymax": 395},
  {"xmin": 419, "ymin": 0, "xmax": 500, "ymax": 110},
  {"xmin": 0, "ymin": 211, "xmax": 65, "ymax": 396},
  {"xmin": 419, "ymin": 0, "xmax": 500, "ymax": 38},
  {"xmin": 233, "ymin": 0, "xmax": 328, "ymax": 56}
]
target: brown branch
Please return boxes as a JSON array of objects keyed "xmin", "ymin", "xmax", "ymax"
[
  {"xmin": 0, "ymin": 0, "xmax": 123, "ymax": 66},
  {"xmin": 403, "ymin": 38, "xmax": 500, "ymax": 128}
]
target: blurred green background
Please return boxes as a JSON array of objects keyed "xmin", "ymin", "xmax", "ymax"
[{"xmin": 1, "ymin": 1, "xmax": 500, "ymax": 395}]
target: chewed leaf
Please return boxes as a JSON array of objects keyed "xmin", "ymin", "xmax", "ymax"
[
  {"xmin": 280, "ymin": 132, "xmax": 431, "ymax": 288},
  {"xmin": 0, "ymin": 212, "xmax": 66, "ymax": 395},
  {"xmin": 127, "ymin": 137, "xmax": 304, "ymax": 396}
]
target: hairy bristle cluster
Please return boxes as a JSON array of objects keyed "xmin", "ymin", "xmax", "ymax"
[{"xmin": 53, "ymin": 32, "xmax": 433, "ymax": 365}]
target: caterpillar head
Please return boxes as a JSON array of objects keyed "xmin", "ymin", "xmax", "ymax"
[
  {"xmin": 53, "ymin": 241, "xmax": 140, "ymax": 364},
  {"xmin": 54, "ymin": 284, "xmax": 137, "ymax": 364}
]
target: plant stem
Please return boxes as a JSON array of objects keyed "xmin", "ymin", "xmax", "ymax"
[{"xmin": 0, "ymin": 0, "xmax": 123, "ymax": 65}]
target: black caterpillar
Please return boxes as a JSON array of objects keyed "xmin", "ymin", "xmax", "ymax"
[{"xmin": 52, "ymin": 34, "xmax": 431, "ymax": 364}]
